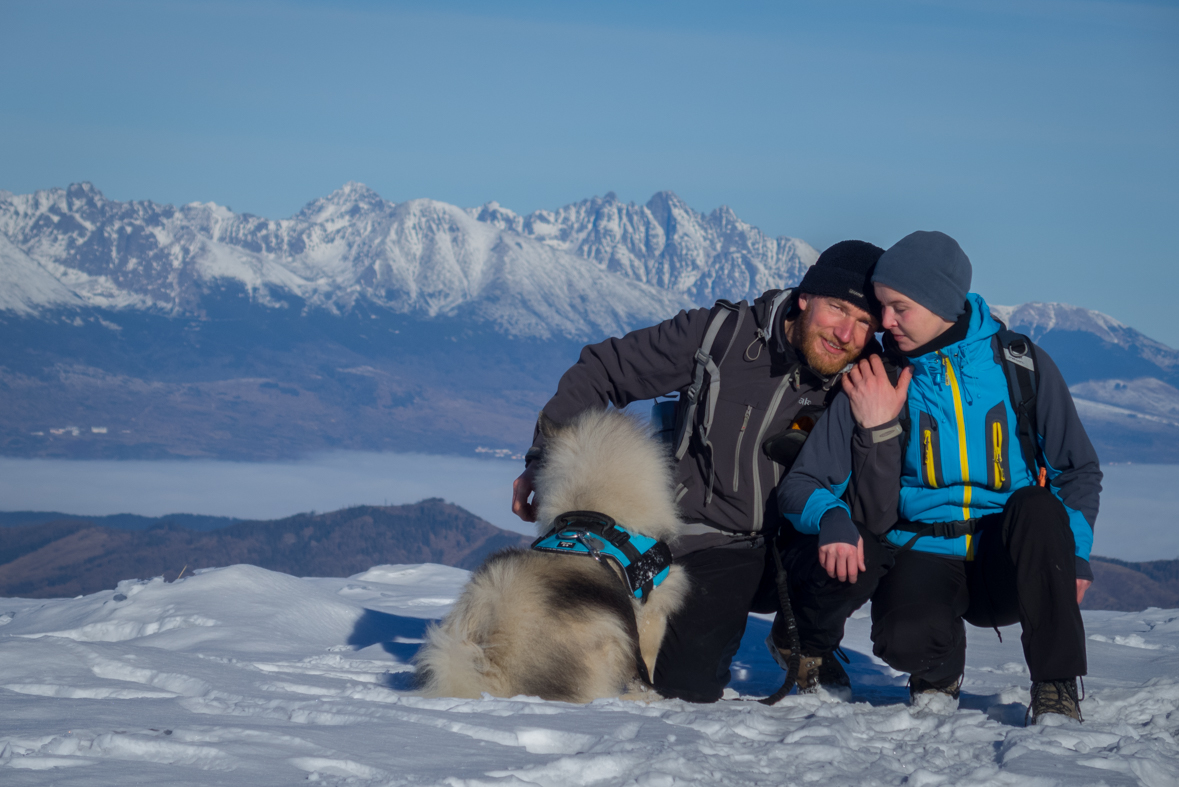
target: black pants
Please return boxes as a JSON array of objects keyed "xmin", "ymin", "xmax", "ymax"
[
  {"xmin": 779, "ymin": 520, "xmax": 894, "ymax": 655},
  {"xmin": 871, "ymin": 486, "xmax": 1087, "ymax": 685},
  {"xmin": 653, "ymin": 542, "xmax": 774, "ymax": 703}
]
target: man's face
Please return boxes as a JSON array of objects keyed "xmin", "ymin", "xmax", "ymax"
[
  {"xmin": 792, "ymin": 294, "xmax": 877, "ymax": 375},
  {"xmin": 874, "ymin": 283, "xmax": 954, "ymax": 352}
]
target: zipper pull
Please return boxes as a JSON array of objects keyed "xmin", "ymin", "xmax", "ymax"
[
  {"xmin": 993, "ymin": 421, "xmax": 1004, "ymax": 489},
  {"xmin": 923, "ymin": 430, "xmax": 938, "ymax": 488}
]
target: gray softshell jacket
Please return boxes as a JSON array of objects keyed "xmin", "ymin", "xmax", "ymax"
[{"xmin": 531, "ymin": 289, "xmax": 862, "ymax": 556}]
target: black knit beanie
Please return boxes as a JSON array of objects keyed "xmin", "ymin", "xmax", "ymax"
[
  {"xmin": 872, "ymin": 231, "xmax": 972, "ymax": 321},
  {"xmin": 797, "ymin": 240, "xmax": 886, "ymax": 317}
]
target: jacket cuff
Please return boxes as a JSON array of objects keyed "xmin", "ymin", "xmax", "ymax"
[
  {"xmin": 854, "ymin": 416, "xmax": 903, "ymax": 444},
  {"xmin": 817, "ymin": 508, "xmax": 859, "ymax": 547},
  {"xmin": 1075, "ymin": 556, "xmax": 1093, "ymax": 582}
]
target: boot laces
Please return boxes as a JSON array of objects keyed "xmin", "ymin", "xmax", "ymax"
[
  {"xmin": 908, "ymin": 674, "xmax": 962, "ymax": 700},
  {"xmin": 1026, "ymin": 678, "xmax": 1083, "ymax": 724}
]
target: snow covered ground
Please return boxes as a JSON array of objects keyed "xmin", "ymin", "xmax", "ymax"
[{"xmin": 2, "ymin": 563, "xmax": 1177, "ymax": 786}]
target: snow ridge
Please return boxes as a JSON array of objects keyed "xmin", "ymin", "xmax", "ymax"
[
  {"xmin": 993, "ymin": 302, "xmax": 1131, "ymax": 343},
  {"xmin": 992, "ymin": 302, "xmax": 1179, "ymax": 373}
]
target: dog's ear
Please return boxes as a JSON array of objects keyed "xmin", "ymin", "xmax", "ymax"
[{"xmin": 537, "ymin": 411, "xmax": 561, "ymax": 440}]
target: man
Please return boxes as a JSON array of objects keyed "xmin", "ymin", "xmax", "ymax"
[
  {"xmin": 512, "ymin": 240, "xmax": 886, "ymax": 703},
  {"xmin": 781, "ymin": 230, "xmax": 1101, "ymax": 723}
]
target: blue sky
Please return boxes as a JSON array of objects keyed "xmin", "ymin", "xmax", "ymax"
[{"xmin": 2, "ymin": 0, "xmax": 1177, "ymax": 343}]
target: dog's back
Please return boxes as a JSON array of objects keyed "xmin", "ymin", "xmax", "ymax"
[
  {"xmin": 533, "ymin": 409, "xmax": 680, "ymax": 543},
  {"xmin": 414, "ymin": 409, "xmax": 686, "ymax": 702}
]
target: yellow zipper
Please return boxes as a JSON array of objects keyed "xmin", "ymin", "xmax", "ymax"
[
  {"xmin": 942, "ymin": 353, "xmax": 973, "ymax": 531},
  {"xmin": 992, "ymin": 421, "xmax": 1005, "ymax": 490}
]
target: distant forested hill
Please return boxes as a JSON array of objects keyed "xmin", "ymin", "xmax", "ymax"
[
  {"xmin": 1085, "ymin": 556, "xmax": 1179, "ymax": 611},
  {"xmin": 0, "ymin": 500, "xmax": 529, "ymax": 598},
  {"xmin": 1, "ymin": 500, "xmax": 1173, "ymax": 611}
]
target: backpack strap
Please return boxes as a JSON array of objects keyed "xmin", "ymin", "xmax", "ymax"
[
  {"xmin": 891, "ymin": 518, "xmax": 978, "ymax": 552},
  {"xmin": 670, "ymin": 290, "xmax": 790, "ymax": 505},
  {"xmin": 672, "ymin": 300, "xmax": 746, "ymax": 462},
  {"xmin": 993, "ymin": 328, "xmax": 1044, "ymax": 476},
  {"xmin": 752, "ymin": 289, "xmax": 793, "ymax": 347}
]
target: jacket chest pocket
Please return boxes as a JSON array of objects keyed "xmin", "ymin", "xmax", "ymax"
[
  {"xmin": 918, "ymin": 411, "xmax": 945, "ymax": 488},
  {"xmin": 984, "ymin": 402, "xmax": 1011, "ymax": 491},
  {"xmin": 731, "ymin": 404, "xmax": 754, "ymax": 491},
  {"xmin": 714, "ymin": 392, "xmax": 766, "ymax": 495}
]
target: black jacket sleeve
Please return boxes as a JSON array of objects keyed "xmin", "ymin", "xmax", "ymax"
[
  {"xmin": 530, "ymin": 307, "xmax": 711, "ymax": 453},
  {"xmin": 779, "ymin": 390, "xmax": 904, "ymax": 546},
  {"xmin": 1033, "ymin": 346, "xmax": 1102, "ymax": 581}
]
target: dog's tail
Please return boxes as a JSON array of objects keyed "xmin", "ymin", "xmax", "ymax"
[
  {"xmin": 414, "ymin": 614, "xmax": 494, "ymax": 699},
  {"xmin": 413, "ymin": 551, "xmax": 520, "ymax": 699}
]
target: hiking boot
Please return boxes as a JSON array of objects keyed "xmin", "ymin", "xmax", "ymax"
[
  {"xmin": 764, "ymin": 634, "xmax": 852, "ymax": 700},
  {"xmin": 798, "ymin": 650, "xmax": 852, "ymax": 700},
  {"xmin": 1027, "ymin": 679, "xmax": 1082, "ymax": 725},
  {"xmin": 908, "ymin": 675, "xmax": 961, "ymax": 712}
]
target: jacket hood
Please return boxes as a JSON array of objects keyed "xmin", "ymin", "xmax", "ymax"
[
  {"xmin": 901, "ymin": 293, "xmax": 999, "ymax": 420},
  {"xmin": 944, "ymin": 292, "xmax": 999, "ymax": 356},
  {"xmin": 891, "ymin": 292, "xmax": 998, "ymax": 363}
]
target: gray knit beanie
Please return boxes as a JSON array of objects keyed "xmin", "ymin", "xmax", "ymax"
[{"xmin": 872, "ymin": 231, "xmax": 972, "ymax": 321}]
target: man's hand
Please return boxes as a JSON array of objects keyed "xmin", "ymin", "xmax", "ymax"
[
  {"xmin": 511, "ymin": 465, "xmax": 538, "ymax": 523},
  {"xmin": 843, "ymin": 355, "xmax": 912, "ymax": 429},
  {"xmin": 1077, "ymin": 578, "xmax": 1092, "ymax": 605},
  {"xmin": 819, "ymin": 537, "xmax": 866, "ymax": 583}
]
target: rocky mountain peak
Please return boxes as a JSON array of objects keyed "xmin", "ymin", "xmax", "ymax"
[
  {"xmin": 468, "ymin": 200, "xmax": 522, "ymax": 233},
  {"xmin": 295, "ymin": 181, "xmax": 390, "ymax": 223},
  {"xmin": 643, "ymin": 190, "xmax": 691, "ymax": 227},
  {"xmin": 65, "ymin": 181, "xmax": 103, "ymax": 203}
]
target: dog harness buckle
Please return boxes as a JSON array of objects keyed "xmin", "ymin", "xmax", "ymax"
[{"xmin": 531, "ymin": 511, "xmax": 673, "ymax": 603}]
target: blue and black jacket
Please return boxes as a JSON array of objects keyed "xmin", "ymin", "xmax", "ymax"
[{"xmin": 779, "ymin": 293, "xmax": 1102, "ymax": 579}]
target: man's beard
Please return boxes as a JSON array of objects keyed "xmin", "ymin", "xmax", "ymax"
[{"xmin": 796, "ymin": 311, "xmax": 859, "ymax": 376}]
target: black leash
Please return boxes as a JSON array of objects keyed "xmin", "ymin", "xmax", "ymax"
[{"xmin": 757, "ymin": 534, "xmax": 800, "ymax": 705}]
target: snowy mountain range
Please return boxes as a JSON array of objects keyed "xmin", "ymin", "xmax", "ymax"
[
  {"xmin": 2, "ymin": 181, "xmax": 1178, "ymax": 461},
  {"xmin": 0, "ymin": 182, "xmax": 815, "ymax": 340}
]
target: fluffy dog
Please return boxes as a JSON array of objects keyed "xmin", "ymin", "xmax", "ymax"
[{"xmin": 414, "ymin": 409, "xmax": 689, "ymax": 702}]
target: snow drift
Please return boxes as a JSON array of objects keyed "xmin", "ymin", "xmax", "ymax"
[{"xmin": 2, "ymin": 562, "xmax": 1177, "ymax": 785}]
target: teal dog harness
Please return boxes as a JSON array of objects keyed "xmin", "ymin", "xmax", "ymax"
[{"xmin": 531, "ymin": 511, "xmax": 673, "ymax": 603}]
